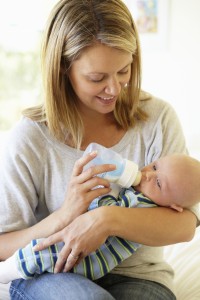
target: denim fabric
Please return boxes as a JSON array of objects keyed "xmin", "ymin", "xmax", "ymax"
[
  {"xmin": 10, "ymin": 273, "xmax": 176, "ymax": 300},
  {"xmin": 96, "ymin": 274, "xmax": 176, "ymax": 300},
  {"xmin": 9, "ymin": 273, "xmax": 114, "ymax": 300}
]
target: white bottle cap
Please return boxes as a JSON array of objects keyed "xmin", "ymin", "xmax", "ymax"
[{"xmin": 117, "ymin": 159, "xmax": 142, "ymax": 188}]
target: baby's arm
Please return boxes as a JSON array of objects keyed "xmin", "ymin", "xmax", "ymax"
[{"xmin": 98, "ymin": 187, "xmax": 156, "ymax": 209}]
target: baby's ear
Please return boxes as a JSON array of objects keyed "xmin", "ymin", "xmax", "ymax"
[{"xmin": 170, "ymin": 204, "xmax": 183, "ymax": 212}]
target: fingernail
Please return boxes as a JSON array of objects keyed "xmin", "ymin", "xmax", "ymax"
[
  {"xmin": 33, "ymin": 244, "xmax": 39, "ymax": 251},
  {"xmin": 110, "ymin": 164, "xmax": 116, "ymax": 169},
  {"xmin": 90, "ymin": 150, "xmax": 97, "ymax": 156}
]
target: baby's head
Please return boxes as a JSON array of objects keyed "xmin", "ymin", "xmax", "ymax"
[{"xmin": 135, "ymin": 154, "xmax": 200, "ymax": 212}]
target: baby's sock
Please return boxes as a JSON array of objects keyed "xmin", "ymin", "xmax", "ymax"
[{"xmin": 0, "ymin": 254, "xmax": 22, "ymax": 284}]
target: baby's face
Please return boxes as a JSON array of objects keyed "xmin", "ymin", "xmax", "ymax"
[{"xmin": 135, "ymin": 156, "xmax": 183, "ymax": 208}]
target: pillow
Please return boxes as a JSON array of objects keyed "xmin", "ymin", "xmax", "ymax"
[{"xmin": 164, "ymin": 227, "xmax": 200, "ymax": 300}]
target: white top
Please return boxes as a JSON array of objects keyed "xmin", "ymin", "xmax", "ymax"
[{"xmin": 0, "ymin": 93, "xmax": 199, "ymax": 293}]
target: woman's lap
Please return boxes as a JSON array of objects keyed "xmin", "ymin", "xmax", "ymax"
[
  {"xmin": 10, "ymin": 273, "xmax": 176, "ymax": 300},
  {"xmin": 10, "ymin": 273, "xmax": 114, "ymax": 300},
  {"xmin": 96, "ymin": 274, "xmax": 176, "ymax": 300}
]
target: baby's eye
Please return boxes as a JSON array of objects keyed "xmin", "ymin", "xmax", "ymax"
[
  {"xmin": 153, "ymin": 164, "xmax": 157, "ymax": 171},
  {"xmin": 156, "ymin": 178, "xmax": 161, "ymax": 189}
]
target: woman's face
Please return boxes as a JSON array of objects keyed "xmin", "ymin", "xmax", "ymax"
[{"xmin": 69, "ymin": 43, "xmax": 132, "ymax": 116}]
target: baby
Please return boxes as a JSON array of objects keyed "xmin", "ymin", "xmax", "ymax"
[
  {"xmin": 136, "ymin": 153, "xmax": 200, "ymax": 212},
  {"xmin": 1, "ymin": 153, "xmax": 200, "ymax": 284}
]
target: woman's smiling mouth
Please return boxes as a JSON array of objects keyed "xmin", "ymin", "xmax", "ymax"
[{"xmin": 96, "ymin": 96, "xmax": 116, "ymax": 105}]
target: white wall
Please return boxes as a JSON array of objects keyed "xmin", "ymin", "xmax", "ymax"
[{"xmin": 124, "ymin": 0, "xmax": 200, "ymax": 159}]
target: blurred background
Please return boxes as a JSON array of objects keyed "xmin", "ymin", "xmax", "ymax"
[{"xmin": 0, "ymin": 0, "xmax": 199, "ymax": 159}]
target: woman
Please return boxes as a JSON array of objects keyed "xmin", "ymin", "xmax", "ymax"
[{"xmin": 0, "ymin": 0, "xmax": 199, "ymax": 299}]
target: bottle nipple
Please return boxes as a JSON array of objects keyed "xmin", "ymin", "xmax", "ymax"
[{"xmin": 132, "ymin": 170, "xmax": 142, "ymax": 186}]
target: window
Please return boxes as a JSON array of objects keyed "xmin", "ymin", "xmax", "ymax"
[{"xmin": 0, "ymin": 0, "xmax": 56, "ymax": 130}]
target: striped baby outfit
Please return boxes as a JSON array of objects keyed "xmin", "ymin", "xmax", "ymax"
[{"xmin": 16, "ymin": 188, "xmax": 156, "ymax": 280}]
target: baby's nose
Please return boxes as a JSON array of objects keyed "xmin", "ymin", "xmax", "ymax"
[{"xmin": 142, "ymin": 170, "xmax": 155, "ymax": 181}]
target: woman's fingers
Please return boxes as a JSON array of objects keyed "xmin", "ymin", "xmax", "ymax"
[
  {"xmin": 72, "ymin": 151, "xmax": 116, "ymax": 180},
  {"xmin": 53, "ymin": 244, "xmax": 71, "ymax": 273},
  {"xmin": 33, "ymin": 209, "xmax": 108, "ymax": 274},
  {"xmin": 72, "ymin": 151, "xmax": 97, "ymax": 176},
  {"xmin": 33, "ymin": 232, "xmax": 62, "ymax": 251},
  {"xmin": 63, "ymin": 252, "xmax": 82, "ymax": 273},
  {"xmin": 54, "ymin": 242, "xmax": 82, "ymax": 273},
  {"xmin": 82, "ymin": 163, "xmax": 116, "ymax": 181},
  {"xmin": 73, "ymin": 254, "xmax": 83, "ymax": 268},
  {"xmin": 83, "ymin": 175, "xmax": 111, "ymax": 190},
  {"xmin": 66, "ymin": 152, "xmax": 116, "ymax": 211}
]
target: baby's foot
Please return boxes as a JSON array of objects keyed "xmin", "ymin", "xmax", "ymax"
[{"xmin": 0, "ymin": 255, "xmax": 21, "ymax": 284}]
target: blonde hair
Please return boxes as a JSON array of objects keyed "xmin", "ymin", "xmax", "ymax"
[{"xmin": 23, "ymin": 0, "xmax": 148, "ymax": 148}]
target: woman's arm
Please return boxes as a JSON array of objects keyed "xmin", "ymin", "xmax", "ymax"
[
  {"xmin": 106, "ymin": 206, "xmax": 197, "ymax": 245},
  {"xmin": 0, "ymin": 209, "xmax": 64, "ymax": 260},
  {"xmin": 0, "ymin": 152, "xmax": 114, "ymax": 261},
  {"xmin": 35, "ymin": 204, "xmax": 197, "ymax": 273}
]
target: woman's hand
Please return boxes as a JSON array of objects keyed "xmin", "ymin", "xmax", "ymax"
[
  {"xmin": 58, "ymin": 150, "xmax": 116, "ymax": 226},
  {"xmin": 33, "ymin": 206, "xmax": 110, "ymax": 273}
]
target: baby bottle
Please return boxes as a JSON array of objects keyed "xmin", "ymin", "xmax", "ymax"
[{"xmin": 83, "ymin": 143, "xmax": 141, "ymax": 187}]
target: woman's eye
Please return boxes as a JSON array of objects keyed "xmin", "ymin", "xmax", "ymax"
[
  {"xmin": 119, "ymin": 69, "xmax": 129, "ymax": 75},
  {"xmin": 90, "ymin": 78, "xmax": 104, "ymax": 82}
]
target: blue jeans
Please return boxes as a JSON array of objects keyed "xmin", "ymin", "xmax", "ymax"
[
  {"xmin": 10, "ymin": 273, "xmax": 176, "ymax": 300},
  {"xmin": 96, "ymin": 274, "xmax": 176, "ymax": 300}
]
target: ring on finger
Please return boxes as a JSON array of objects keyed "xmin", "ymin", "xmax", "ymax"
[{"xmin": 70, "ymin": 253, "xmax": 79, "ymax": 260}]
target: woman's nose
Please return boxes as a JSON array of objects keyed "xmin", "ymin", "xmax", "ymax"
[{"xmin": 104, "ymin": 77, "xmax": 121, "ymax": 95}]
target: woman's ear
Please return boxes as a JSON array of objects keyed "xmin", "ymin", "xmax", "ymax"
[{"xmin": 170, "ymin": 204, "xmax": 183, "ymax": 213}]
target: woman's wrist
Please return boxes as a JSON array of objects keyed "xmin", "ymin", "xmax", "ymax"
[
  {"xmin": 32, "ymin": 208, "xmax": 74, "ymax": 238},
  {"xmin": 95, "ymin": 206, "xmax": 119, "ymax": 237},
  {"xmin": 52, "ymin": 208, "xmax": 75, "ymax": 233}
]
